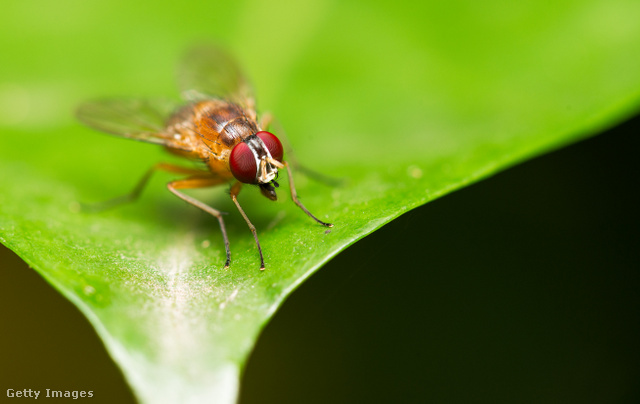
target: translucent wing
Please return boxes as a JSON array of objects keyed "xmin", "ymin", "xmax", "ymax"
[
  {"xmin": 178, "ymin": 44, "xmax": 256, "ymax": 114},
  {"xmin": 76, "ymin": 98, "xmax": 181, "ymax": 146}
]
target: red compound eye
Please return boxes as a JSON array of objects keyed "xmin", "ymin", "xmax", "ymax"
[
  {"xmin": 256, "ymin": 131, "xmax": 283, "ymax": 162},
  {"xmin": 230, "ymin": 142, "xmax": 257, "ymax": 183}
]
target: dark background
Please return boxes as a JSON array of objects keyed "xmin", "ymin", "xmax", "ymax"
[{"xmin": 1, "ymin": 113, "xmax": 638, "ymax": 403}]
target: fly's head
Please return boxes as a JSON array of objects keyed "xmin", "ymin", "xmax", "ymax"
[{"xmin": 230, "ymin": 131, "xmax": 284, "ymax": 200}]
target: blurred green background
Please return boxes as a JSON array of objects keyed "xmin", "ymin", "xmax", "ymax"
[{"xmin": 2, "ymin": 113, "xmax": 638, "ymax": 403}]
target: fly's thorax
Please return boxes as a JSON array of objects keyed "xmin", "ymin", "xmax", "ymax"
[
  {"xmin": 193, "ymin": 100, "xmax": 258, "ymax": 147},
  {"xmin": 176, "ymin": 100, "xmax": 257, "ymax": 164}
]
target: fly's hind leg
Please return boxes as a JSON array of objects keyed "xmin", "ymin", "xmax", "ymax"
[
  {"xmin": 167, "ymin": 175, "xmax": 232, "ymax": 268},
  {"xmin": 82, "ymin": 162, "xmax": 209, "ymax": 212}
]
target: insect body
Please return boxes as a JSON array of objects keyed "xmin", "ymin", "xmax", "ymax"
[{"xmin": 77, "ymin": 45, "xmax": 332, "ymax": 270}]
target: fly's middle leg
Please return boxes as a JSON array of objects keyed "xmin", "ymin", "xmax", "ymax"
[{"xmin": 167, "ymin": 176, "xmax": 231, "ymax": 268}]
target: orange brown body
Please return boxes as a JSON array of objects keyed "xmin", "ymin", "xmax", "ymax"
[{"xmin": 165, "ymin": 100, "xmax": 261, "ymax": 180}]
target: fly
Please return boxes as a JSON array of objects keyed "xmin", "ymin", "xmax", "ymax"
[{"xmin": 77, "ymin": 44, "xmax": 333, "ymax": 270}]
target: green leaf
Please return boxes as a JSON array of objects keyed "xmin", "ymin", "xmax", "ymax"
[{"xmin": 2, "ymin": 0, "xmax": 640, "ymax": 402}]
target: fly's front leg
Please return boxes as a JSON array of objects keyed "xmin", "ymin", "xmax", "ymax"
[
  {"xmin": 229, "ymin": 182, "xmax": 266, "ymax": 270},
  {"xmin": 283, "ymin": 161, "xmax": 333, "ymax": 228},
  {"xmin": 263, "ymin": 115, "xmax": 344, "ymax": 187},
  {"xmin": 168, "ymin": 176, "xmax": 231, "ymax": 268},
  {"xmin": 82, "ymin": 162, "xmax": 209, "ymax": 212}
]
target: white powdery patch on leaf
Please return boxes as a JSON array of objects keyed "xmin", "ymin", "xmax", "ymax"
[{"xmin": 107, "ymin": 233, "xmax": 243, "ymax": 404}]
